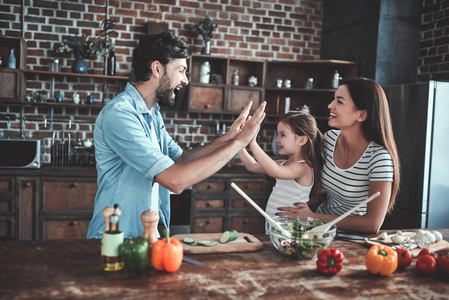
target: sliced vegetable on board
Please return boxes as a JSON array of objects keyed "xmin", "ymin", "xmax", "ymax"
[
  {"xmin": 219, "ymin": 230, "xmax": 239, "ymax": 244},
  {"xmin": 365, "ymin": 245, "xmax": 398, "ymax": 276},
  {"xmin": 316, "ymin": 248, "xmax": 344, "ymax": 275}
]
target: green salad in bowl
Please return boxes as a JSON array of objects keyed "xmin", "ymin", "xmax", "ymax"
[{"xmin": 268, "ymin": 216, "xmax": 336, "ymax": 260}]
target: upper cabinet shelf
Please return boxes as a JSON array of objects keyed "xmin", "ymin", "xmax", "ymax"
[
  {"xmin": 186, "ymin": 54, "xmax": 265, "ymax": 114},
  {"xmin": 185, "ymin": 56, "xmax": 357, "ymax": 119},
  {"xmin": 0, "ymin": 36, "xmax": 27, "ymax": 70},
  {"xmin": 23, "ymin": 69, "xmax": 129, "ymax": 81},
  {"xmin": 265, "ymin": 60, "xmax": 357, "ymax": 90},
  {"xmin": 263, "ymin": 60, "xmax": 357, "ymax": 120}
]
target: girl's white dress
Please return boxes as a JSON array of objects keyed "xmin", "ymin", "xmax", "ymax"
[{"xmin": 265, "ymin": 160, "xmax": 313, "ymax": 233}]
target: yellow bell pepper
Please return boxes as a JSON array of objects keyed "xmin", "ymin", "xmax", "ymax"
[{"xmin": 365, "ymin": 245, "xmax": 398, "ymax": 276}]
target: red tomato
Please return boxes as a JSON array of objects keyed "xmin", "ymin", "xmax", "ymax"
[
  {"xmin": 436, "ymin": 248, "xmax": 449, "ymax": 275},
  {"xmin": 396, "ymin": 248, "xmax": 412, "ymax": 268},
  {"xmin": 416, "ymin": 254, "xmax": 437, "ymax": 275},
  {"xmin": 417, "ymin": 248, "xmax": 432, "ymax": 258}
]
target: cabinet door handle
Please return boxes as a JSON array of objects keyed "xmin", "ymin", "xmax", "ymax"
[
  {"xmin": 243, "ymin": 219, "xmax": 249, "ymax": 224},
  {"xmin": 70, "ymin": 183, "xmax": 78, "ymax": 188},
  {"xmin": 23, "ymin": 182, "xmax": 31, "ymax": 187},
  {"xmin": 69, "ymin": 221, "xmax": 78, "ymax": 226},
  {"xmin": 206, "ymin": 184, "xmax": 212, "ymax": 190},
  {"xmin": 204, "ymin": 104, "xmax": 211, "ymax": 109},
  {"xmin": 205, "ymin": 219, "xmax": 211, "ymax": 225},
  {"xmin": 206, "ymin": 201, "xmax": 211, "ymax": 207},
  {"xmin": 244, "ymin": 185, "xmax": 250, "ymax": 190}
]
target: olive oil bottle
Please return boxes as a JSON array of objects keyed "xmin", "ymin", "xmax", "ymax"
[{"xmin": 101, "ymin": 204, "xmax": 124, "ymax": 271}]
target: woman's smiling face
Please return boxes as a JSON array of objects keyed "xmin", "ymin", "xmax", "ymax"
[{"xmin": 328, "ymin": 84, "xmax": 366, "ymax": 129}]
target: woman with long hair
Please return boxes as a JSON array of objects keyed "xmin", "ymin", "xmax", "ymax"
[{"xmin": 279, "ymin": 77, "xmax": 400, "ymax": 233}]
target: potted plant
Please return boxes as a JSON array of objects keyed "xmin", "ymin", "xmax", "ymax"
[
  {"xmin": 192, "ymin": 15, "xmax": 218, "ymax": 55},
  {"xmin": 54, "ymin": 22, "xmax": 116, "ymax": 74}
]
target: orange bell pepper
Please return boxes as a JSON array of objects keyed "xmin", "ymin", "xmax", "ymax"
[
  {"xmin": 365, "ymin": 244, "xmax": 398, "ymax": 276},
  {"xmin": 151, "ymin": 229, "xmax": 183, "ymax": 272}
]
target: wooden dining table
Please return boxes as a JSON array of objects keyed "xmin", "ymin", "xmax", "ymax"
[{"xmin": 1, "ymin": 229, "xmax": 448, "ymax": 300}]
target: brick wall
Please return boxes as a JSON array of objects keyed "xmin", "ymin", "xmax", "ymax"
[
  {"xmin": 0, "ymin": 0, "xmax": 323, "ymax": 164},
  {"xmin": 418, "ymin": 0, "xmax": 449, "ymax": 82}
]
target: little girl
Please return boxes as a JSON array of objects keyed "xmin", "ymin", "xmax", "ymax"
[{"xmin": 238, "ymin": 111, "xmax": 323, "ymax": 231}]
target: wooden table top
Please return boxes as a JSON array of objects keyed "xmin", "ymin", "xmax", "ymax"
[{"xmin": 1, "ymin": 229, "xmax": 448, "ymax": 300}]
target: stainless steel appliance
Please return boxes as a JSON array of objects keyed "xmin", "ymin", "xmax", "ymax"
[
  {"xmin": 0, "ymin": 139, "xmax": 41, "ymax": 168},
  {"xmin": 382, "ymin": 81, "xmax": 449, "ymax": 229}
]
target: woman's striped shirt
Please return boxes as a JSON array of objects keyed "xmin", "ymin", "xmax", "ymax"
[{"xmin": 316, "ymin": 130, "xmax": 394, "ymax": 216}]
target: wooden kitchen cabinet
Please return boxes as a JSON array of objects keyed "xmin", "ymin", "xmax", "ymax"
[
  {"xmin": 0, "ymin": 69, "xmax": 25, "ymax": 102},
  {"xmin": 40, "ymin": 177, "xmax": 96, "ymax": 240},
  {"xmin": 0, "ymin": 36, "xmax": 27, "ymax": 102},
  {"xmin": 0, "ymin": 167, "xmax": 97, "ymax": 240},
  {"xmin": 0, "ymin": 176, "xmax": 38, "ymax": 240},
  {"xmin": 0, "ymin": 176, "xmax": 16, "ymax": 239},
  {"xmin": 187, "ymin": 55, "xmax": 265, "ymax": 113},
  {"xmin": 190, "ymin": 172, "xmax": 271, "ymax": 234}
]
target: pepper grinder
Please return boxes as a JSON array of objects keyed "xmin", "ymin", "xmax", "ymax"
[
  {"xmin": 101, "ymin": 204, "xmax": 124, "ymax": 271},
  {"xmin": 141, "ymin": 210, "xmax": 160, "ymax": 245}
]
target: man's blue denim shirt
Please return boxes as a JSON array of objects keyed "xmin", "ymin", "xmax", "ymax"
[{"xmin": 87, "ymin": 83, "xmax": 183, "ymax": 239}]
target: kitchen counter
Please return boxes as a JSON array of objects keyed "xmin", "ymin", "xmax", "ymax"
[
  {"xmin": 1, "ymin": 229, "xmax": 448, "ymax": 299},
  {"xmin": 0, "ymin": 165, "xmax": 252, "ymax": 176}
]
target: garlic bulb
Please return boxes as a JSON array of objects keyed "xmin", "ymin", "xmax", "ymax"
[
  {"xmin": 431, "ymin": 231, "xmax": 442, "ymax": 242},
  {"xmin": 391, "ymin": 234, "xmax": 404, "ymax": 245}
]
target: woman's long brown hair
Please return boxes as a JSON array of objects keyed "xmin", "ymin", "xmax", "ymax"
[{"xmin": 342, "ymin": 77, "xmax": 400, "ymax": 212}]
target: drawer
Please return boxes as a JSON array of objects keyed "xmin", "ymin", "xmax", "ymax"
[
  {"xmin": 43, "ymin": 180, "xmax": 97, "ymax": 210},
  {"xmin": 0, "ymin": 177, "xmax": 15, "ymax": 196},
  {"xmin": 230, "ymin": 216, "xmax": 264, "ymax": 234},
  {"xmin": 193, "ymin": 180, "xmax": 226, "ymax": 192},
  {"xmin": 0, "ymin": 200, "xmax": 12, "ymax": 213},
  {"xmin": 231, "ymin": 196, "xmax": 264, "ymax": 210},
  {"xmin": 192, "ymin": 216, "xmax": 223, "ymax": 233},
  {"xmin": 43, "ymin": 219, "xmax": 90, "ymax": 239},
  {"xmin": 232, "ymin": 180, "xmax": 264, "ymax": 192},
  {"xmin": 0, "ymin": 217, "xmax": 15, "ymax": 239},
  {"xmin": 189, "ymin": 85, "xmax": 224, "ymax": 112},
  {"xmin": 195, "ymin": 199, "xmax": 225, "ymax": 209}
]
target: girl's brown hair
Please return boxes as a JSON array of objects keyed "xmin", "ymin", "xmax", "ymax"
[
  {"xmin": 341, "ymin": 77, "xmax": 400, "ymax": 212},
  {"xmin": 279, "ymin": 111, "xmax": 323, "ymax": 173}
]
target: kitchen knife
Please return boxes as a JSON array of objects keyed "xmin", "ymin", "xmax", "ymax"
[
  {"xmin": 337, "ymin": 233, "xmax": 391, "ymax": 245},
  {"xmin": 182, "ymin": 255, "xmax": 203, "ymax": 266}
]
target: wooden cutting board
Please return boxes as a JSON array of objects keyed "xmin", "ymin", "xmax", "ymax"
[
  {"xmin": 366, "ymin": 232, "xmax": 449, "ymax": 257},
  {"xmin": 171, "ymin": 232, "xmax": 263, "ymax": 254}
]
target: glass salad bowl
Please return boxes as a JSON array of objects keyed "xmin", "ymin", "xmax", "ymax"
[{"xmin": 268, "ymin": 215, "xmax": 337, "ymax": 260}]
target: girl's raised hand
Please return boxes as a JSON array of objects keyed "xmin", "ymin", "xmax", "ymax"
[
  {"xmin": 236, "ymin": 102, "xmax": 266, "ymax": 148},
  {"xmin": 225, "ymin": 101, "xmax": 253, "ymax": 140}
]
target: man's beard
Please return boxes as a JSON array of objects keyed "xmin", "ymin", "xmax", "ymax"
[{"xmin": 156, "ymin": 74, "xmax": 176, "ymax": 107}]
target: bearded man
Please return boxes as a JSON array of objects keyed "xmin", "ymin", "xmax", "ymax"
[{"xmin": 87, "ymin": 32, "xmax": 266, "ymax": 238}]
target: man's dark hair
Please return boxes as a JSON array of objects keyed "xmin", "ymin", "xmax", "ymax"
[{"xmin": 132, "ymin": 32, "xmax": 192, "ymax": 83}]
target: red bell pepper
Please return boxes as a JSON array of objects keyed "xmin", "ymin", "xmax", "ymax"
[{"xmin": 316, "ymin": 248, "xmax": 344, "ymax": 275}]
